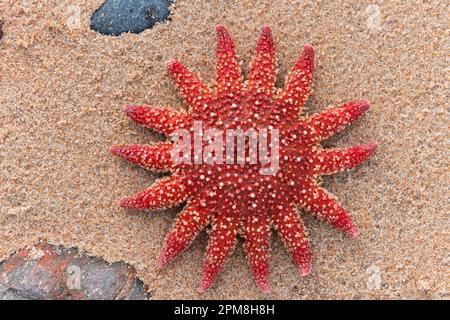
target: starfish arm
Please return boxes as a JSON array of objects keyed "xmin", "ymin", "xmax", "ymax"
[
  {"xmin": 199, "ymin": 201, "xmax": 239, "ymax": 292},
  {"xmin": 118, "ymin": 176, "xmax": 189, "ymax": 210},
  {"xmin": 243, "ymin": 213, "xmax": 271, "ymax": 293},
  {"xmin": 246, "ymin": 25, "xmax": 276, "ymax": 100},
  {"xmin": 313, "ymin": 142, "xmax": 378, "ymax": 175},
  {"xmin": 123, "ymin": 106, "xmax": 192, "ymax": 135},
  {"xmin": 215, "ymin": 25, "xmax": 243, "ymax": 99},
  {"xmin": 296, "ymin": 178, "xmax": 359, "ymax": 237},
  {"xmin": 157, "ymin": 197, "xmax": 211, "ymax": 268},
  {"xmin": 167, "ymin": 60, "xmax": 213, "ymax": 112},
  {"xmin": 303, "ymin": 100, "xmax": 370, "ymax": 143},
  {"xmin": 275, "ymin": 44, "xmax": 314, "ymax": 119},
  {"xmin": 110, "ymin": 143, "xmax": 173, "ymax": 172},
  {"xmin": 270, "ymin": 204, "xmax": 312, "ymax": 276}
]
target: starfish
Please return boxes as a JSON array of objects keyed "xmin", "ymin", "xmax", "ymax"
[{"xmin": 110, "ymin": 25, "xmax": 378, "ymax": 293}]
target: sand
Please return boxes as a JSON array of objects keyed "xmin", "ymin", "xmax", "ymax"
[{"xmin": 0, "ymin": 0, "xmax": 448, "ymax": 299}]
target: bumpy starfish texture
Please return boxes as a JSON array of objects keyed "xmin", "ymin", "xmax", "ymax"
[{"xmin": 111, "ymin": 25, "xmax": 378, "ymax": 293}]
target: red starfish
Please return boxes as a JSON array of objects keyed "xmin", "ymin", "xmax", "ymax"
[{"xmin": 110, "ymin": 25, "xmax": 378, "ymax": 293}]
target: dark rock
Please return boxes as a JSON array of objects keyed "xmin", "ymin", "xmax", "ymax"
[
  {"xmin": 0, "ymin": 242, "xmax": 150, "ymax": 300},
  {"xmin": 91, "ymin": 0, "xmax": 172, "ymax": 36}
]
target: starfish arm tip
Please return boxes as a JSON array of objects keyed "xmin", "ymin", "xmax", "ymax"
[
  {"xmin": 122, "ymin": 105, "xmax": 133, "ymax": 114},
  {"xmin": 303, "ymin": 43, "xmax": 314, "ymax": 50},
  {"xmin": 156, "ymin": 255, "xmax": 167, "ymax": 270},
  {"xmin": 109, "ymin": 144, "xmax": 132, "ymax": 157},
  {"xmin": 299, "ymin": 264, "xmax": 312, "ymax": 277},
  {"xmin": 257, "ymin": 25, "xmax": 274, "ymax": 49},
  {"xmin": 197, "ymin": 279, "xmax": 211, "ymax": 293},
  {"xmin": 260, "ymin": 24, "xmax": 272, "ymax": 35},
  {"xmin": 166, "ymin": 59, "xmax": 180, "ymax": 71},
  {"xmin": 256, "ymin": 279, "xmax": 271, "ymax": 294},
  {"xmin": 301, "ymin": 44, "xmax": 315, "ymax": 62},
  {"xmin": 346, "ymin": 226, "xmax": 360, "ymax": 239},
  {"xmin": 359, "ymin": 141, "xmax": 379, "ymax": 159},
  {"xmin": 361, "ymin": 141, "xmax": 379, "ymax": 159},
  {"xmin": 123, "ymin": 105, "xmax": 145, "ymax": 119},
  {"xmin": 109, "ymin": 145, "xmax": 119, "ymax": 156},
  {"xmin": 117, "ymin": 198, "xmax": 128, "ymax": 208},
  {"xmin": 216, "ymin": 24, "xmax": 231, "ymax": 45},
  {"xmin": 215, "ymin": 24, "xmax": 227, "ymax": 33},
  {"xmin": 116, "ymin": 194, "xmax": 148, "ymax": 209},
  {"xmin": 352, "ymin": 99, "xmax": 371, "ymax": 114},
  {"xmin": 367, "ymin": 140, "xmax": 379, "ymax": 151},
  {"xmin": 215, "ymin": 24, "xmax": 234, "ymax": 52},
  {"xmin": 121, "ymin": 105, "xmax": 149, "ymax": 126}
]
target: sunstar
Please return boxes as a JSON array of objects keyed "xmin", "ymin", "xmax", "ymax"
[{"xmin": 110, "ymin": 25, "xmax": 378, "ymax": 293}]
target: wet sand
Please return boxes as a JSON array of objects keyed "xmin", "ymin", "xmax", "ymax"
[{"xmin": 0, "ymin": 0, "xmax": 448, "ymax": 299}]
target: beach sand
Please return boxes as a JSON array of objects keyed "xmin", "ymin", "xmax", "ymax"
[{"xmin": 0, "ymin": 0, "xmax": 448, "ymax": 299}]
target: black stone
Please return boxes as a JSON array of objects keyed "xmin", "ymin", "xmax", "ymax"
[{"xmin": 91, "ymin": 0, "xmax": 172, "ymax": 36}]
